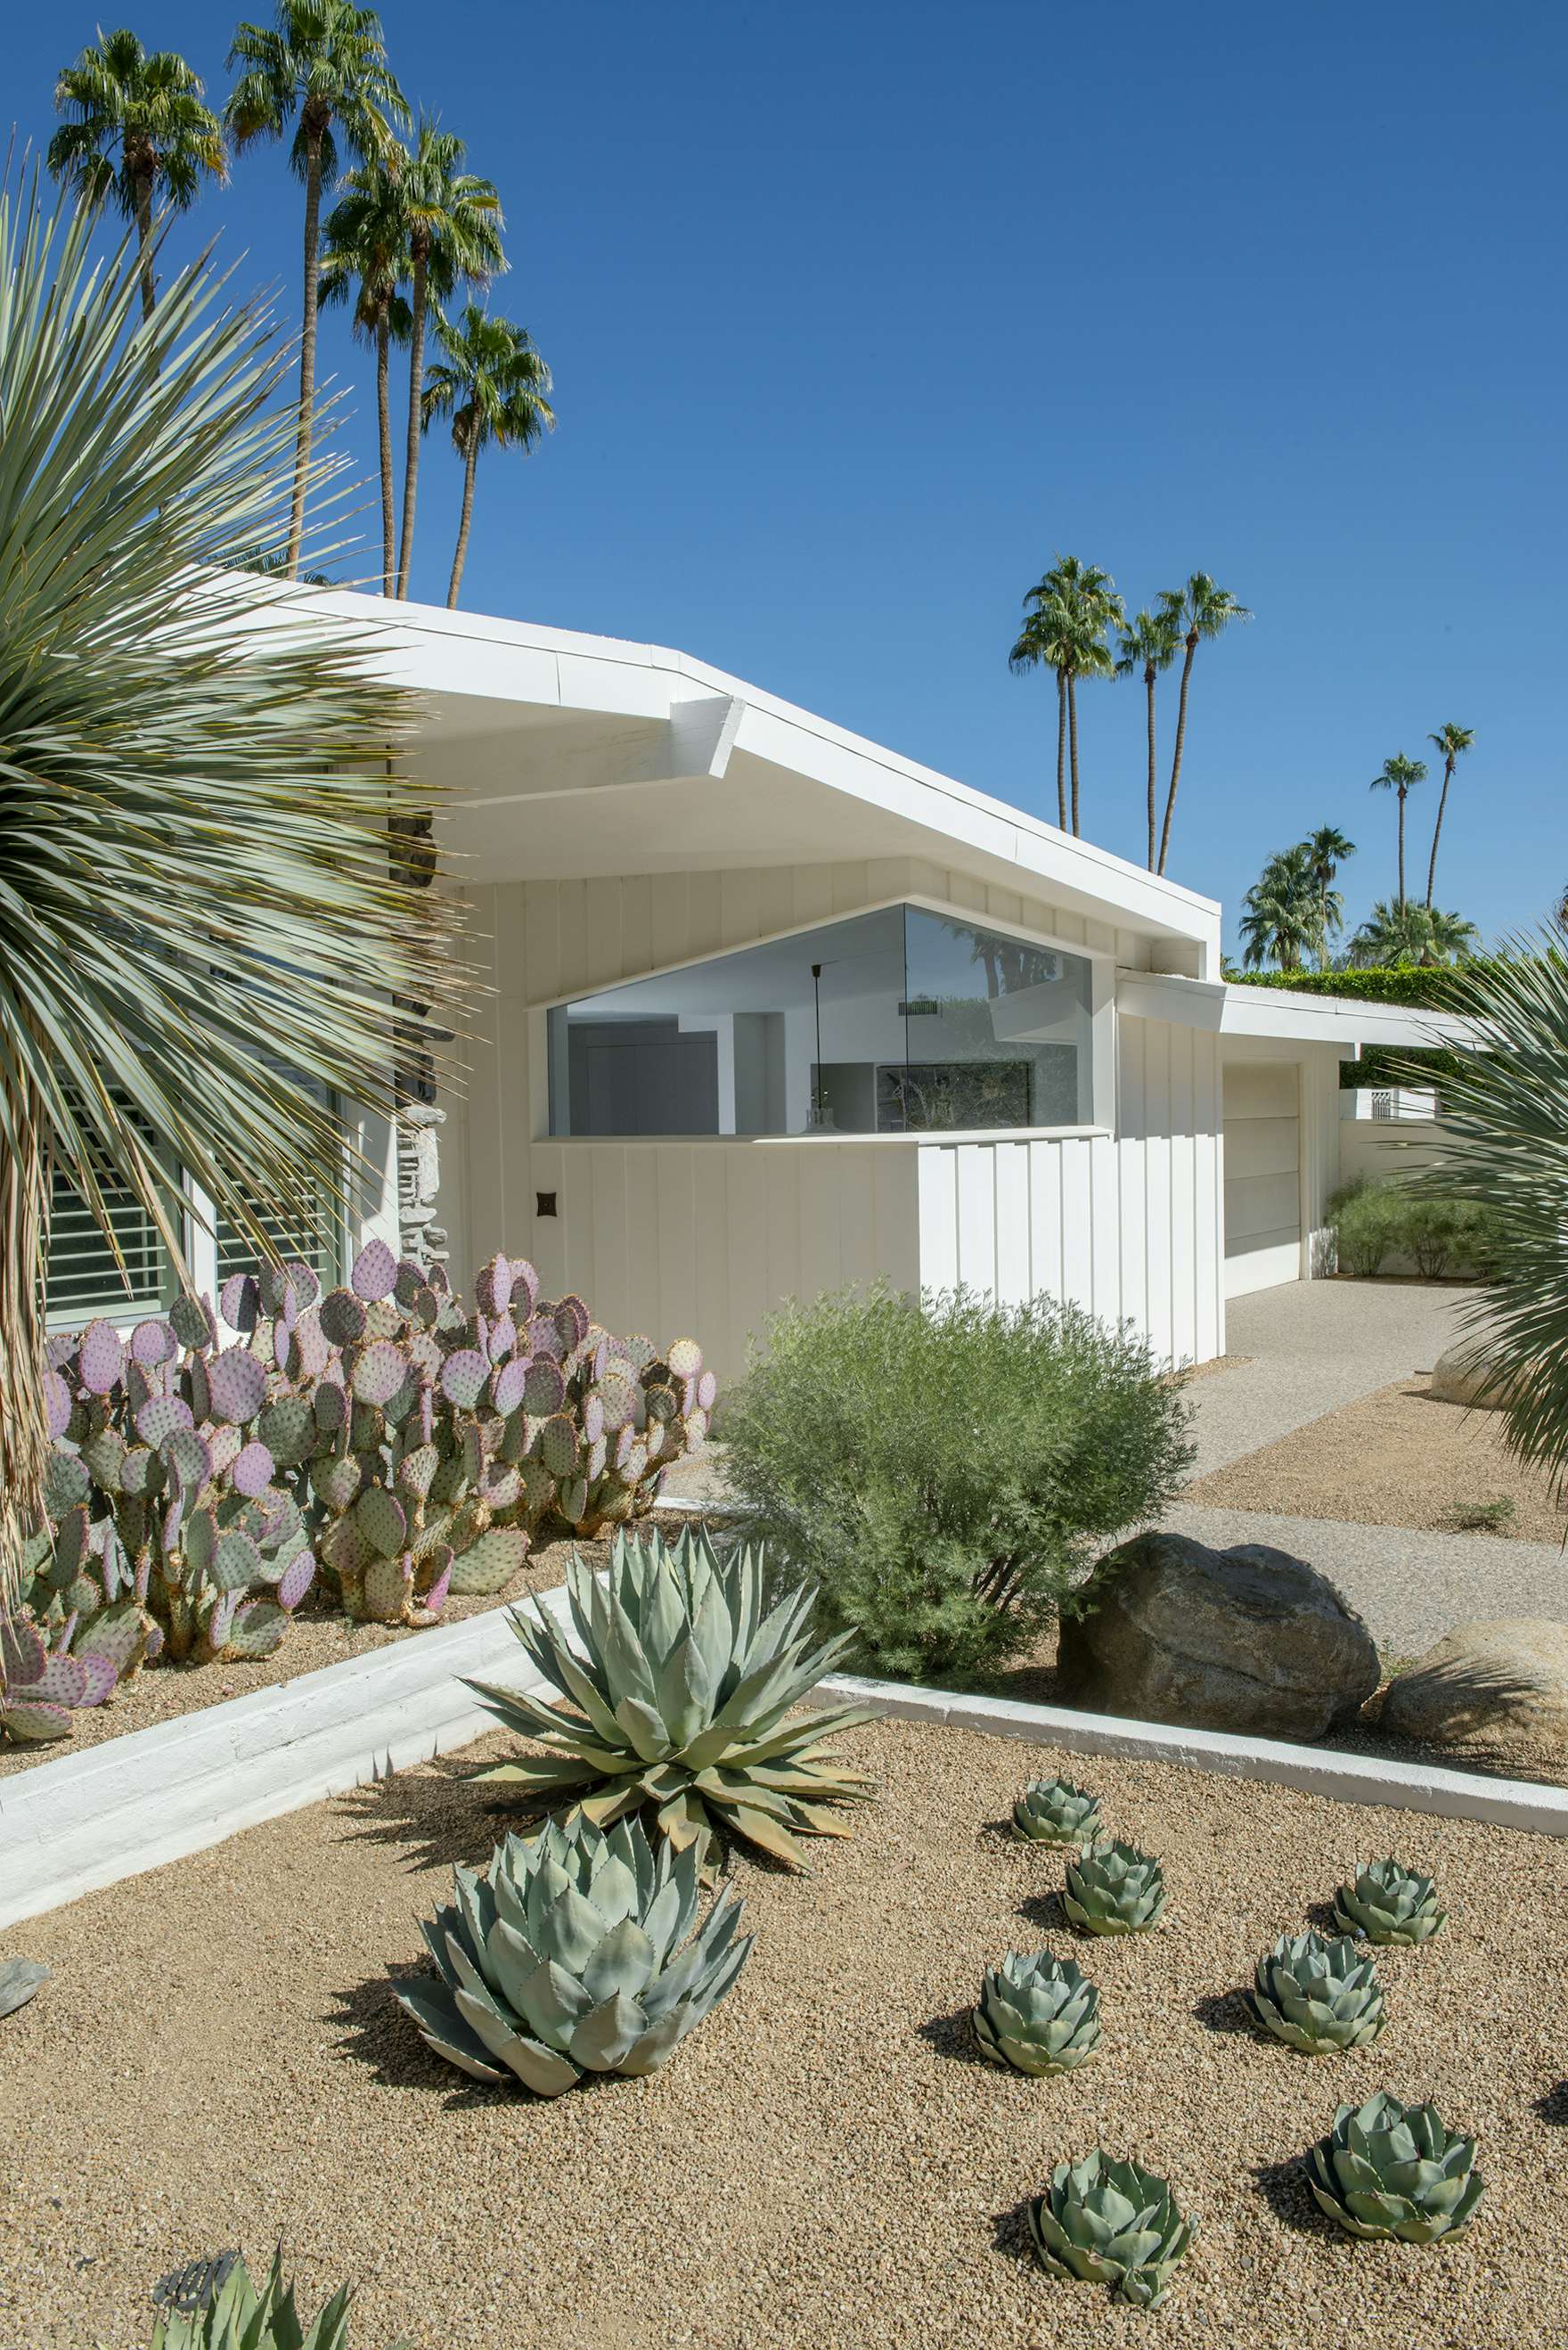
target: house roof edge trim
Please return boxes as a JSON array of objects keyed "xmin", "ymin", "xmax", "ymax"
[
  {"xmin": 1116, "ymin": 969, "xmax": 1478, "ymax": 1048},
  {"xmin": 283, "ymin": 581, "xmax": 1223, "ymax": 956}
]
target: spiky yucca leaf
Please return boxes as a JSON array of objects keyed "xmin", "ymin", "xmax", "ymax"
[
  {"xmin": 0, "ymin": 181, "xmax": 460, "ymax": 1605},
  {"xmin": 469, "ymin": 1525, "xmax": 876, "ymax": 1869}
]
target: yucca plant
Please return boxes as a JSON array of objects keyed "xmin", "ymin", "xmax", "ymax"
[
  {"xmin": 0, "ymin": 181, "xmax": 459, "ymax": 1612},
  {"xmin": 394, "ymin": 1811, "xmax": 751, "ymax": 2095},
  {"xmin": 1307, "ymin": 2092, "xmax": 1484, "ymax": 2244},
  {"xmin": 470, "ymin": 1525, "xmax": 876, "ymax": 1868},
  {"xmin": 1410, "ymin": 931, "xmax": 1568, "ymax": 1490},
  {"xmin": 973, "ymin": 1949, "xmax": 1101, "ymax": 2076},
  {"xmin": 1333, "ymin": 1858, "xmax": 1447, "ymax": 1947},
  {"xmin": 1250, "ymin": 1930, "xmax": 1386, "ymax": 2054},
  {"xmin": 148, "ymin": 2247, "xmax": 408, "ymax": 2348},
  {"xmin": 1028, "ymin": 2151, "xmax": 1195, "ymax": 2308},
  {"xmin": 1012, "ymin": 1776, "xmax": 1102, "ymax": 1846},
  {"xmin": 1062, "ymin": 1839, "xmax": 1168, "ymax": 1936}
]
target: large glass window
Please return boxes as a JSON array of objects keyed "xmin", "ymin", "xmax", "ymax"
[{"xmin": 546, "ymin": 905, "xmax": 1095, "ymax": 1137}]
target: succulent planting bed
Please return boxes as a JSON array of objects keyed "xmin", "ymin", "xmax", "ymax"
[{"xmin": 4, "ymin": 1713, "xmax": 1564, "ymax": 2350}]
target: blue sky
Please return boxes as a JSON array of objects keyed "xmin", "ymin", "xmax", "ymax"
[{"xmin": 13, "ymin": 1, "xmax": 1564, "ymax": 951}]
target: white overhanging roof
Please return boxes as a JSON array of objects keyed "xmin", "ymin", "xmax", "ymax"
[
  {"xmin": 284, "ymin": 586, "xmax": 1225, "ymax": 959},
  {"xmin": 1115, "ymin": 970, "xmax": 1476, "ymax": 1052}
]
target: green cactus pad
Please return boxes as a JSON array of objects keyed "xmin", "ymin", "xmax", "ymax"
[
  {"xmin": 539, "ymin": 1413, "xmax": 580, "ymax": 1479},
  {"xmin": 352, "ymin": 1339, "xmax": 410, "ymax": 1408},
  {"xmin": 447, "ymin": 1527, "xmax": 529, "ymax": 1596},
  {"xmin": 43, "ymin": 1453, "xmax": 92, "ymax": 1518},
  {"xmin": 168, "ymin": 1292, "xmax": 217, "ymax": 1352},
  {"xmin": 363, "ymin": 1554, "xmax": 413, "ymax": 1621},
  {"xmin": 320, "ymin": 1287, "xmax": 368, "ymax": 1347},
  {"xmin": 211, "ymin": 1527, "xmax": 264, "ymax": 1593},
  {"xmin": 78, "ymin": 1428, "xmax": 127, "ymax": 1491},
  {"xmin": 258, "ymin": 1394, "xmax": 315, "ymax": 1466},
  {"xmin": 355, "ymin": 1483, "xmax": 409, "ymax": 1560},
  {"xmin": 227, "ymin": 1601, "xmax": 290, "ymax": 1658},
  {"xmin": 311, "ymin": 1451, "xmax": 366, "ymax": 1512},
  {"xmin": 184, "ymin": 1507, "xmax": 217, "ymax": 1576},
  {"xmin": 396, "ymin": 1442, "xmax": 442, "ymax": 1502}
]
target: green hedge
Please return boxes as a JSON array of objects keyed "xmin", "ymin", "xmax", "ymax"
[
  {"xmin": 1221, "ymin": 965, "xmax": 1477, "ymax": 1009},
  {"xmin": 1326, "ymin": 1177, "xmax": 1501, "ymax": 1280},
  {"xmin": 1336, "ymin": 1044, "xmax": 1463, "ymax": 1093}
]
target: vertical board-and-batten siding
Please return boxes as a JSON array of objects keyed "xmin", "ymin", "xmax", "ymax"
[
  {"xmin": 916, "ymin": 1019, "xmax": 1224, "ymax": 1367},
  {"xmin": 442, "ymin": 864, "xmax": 1221, "ymax": 1374}
]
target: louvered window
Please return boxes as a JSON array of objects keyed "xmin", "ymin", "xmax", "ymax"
[
  {"xmin": 214, "ymin": 1075, "xmax": 346, "ymax": 1289},
  {"xmin": 45, "ymin": 1107, "xmax": 176, "ymax": 1327}
]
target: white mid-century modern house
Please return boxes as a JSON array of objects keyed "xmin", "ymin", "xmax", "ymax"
[{"xmin": 51, "ymin": 593, "xmax": 1466, "ymax": 1377}]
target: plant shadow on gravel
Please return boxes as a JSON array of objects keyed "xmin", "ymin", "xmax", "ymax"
[
  {"xmin": 917, "ymin": 2006, "xmax": 996, "ymax": 2074},
  {"xmin": 1534, "ymin": 2083, "xmax": 1568, "ymax": 2126},
  {"xmin": 329, "ymin": 1969, "xmax": 503, "ymax": 2102},
  {"xmin": 1193, "ymin": 1986, "xmax": 1263, "ymax": 2039},
  {"xmin": 1252, "ymin": 2154, "xmax": 1339, "ymax": 2240},
  {"xmin": 988, "ymin": 2198, "xmax": 1038, "ymax": 2269},
  {"xmin": 332, "ymin": 1755, "xmax": 555, "ymax": 1878},
  {"xmin": 1017, "ymin": 1888, "xmax": 1074, "ymax": 1936}
]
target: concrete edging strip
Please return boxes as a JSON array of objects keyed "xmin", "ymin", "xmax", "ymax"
[
  {"xmin": 4, "ymin": 1593, "xmax": 1564, "ymax": 1934},
  {"xmin": 803, "ymin": 1674, "xmax": 1568, "ymax": 1838}
]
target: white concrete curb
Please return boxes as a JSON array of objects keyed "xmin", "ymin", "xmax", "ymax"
[
  {"xmin": 804, "ymin": 1674, "xmax": 1568, "ymax": 1838},
  {"xmin": 0, "ymin": 1592, "xmax": 564, "ymax": 1933},
  {"xmin": 4, "ymin": 1598, "xmax": 1564, "ymax": 1936}
]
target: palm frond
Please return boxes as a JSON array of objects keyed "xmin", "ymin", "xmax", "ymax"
[{"xmin": 0, "ymin": 182, "xmax": 464, "ymax": 1602}]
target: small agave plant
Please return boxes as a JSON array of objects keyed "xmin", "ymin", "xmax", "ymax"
[
  {"xmin": 1012, "ymin": 1777, "xmax": 1102, "ymax": 1847},
  {"xmin": 148, "ymin": 2248, "xmax": 408, "ymax": 2349},
  {"xmin": 394, "ymin": 1811, "xmax": 753, "ymax": 2096},
  {"xmin": 1029, "ymin": 2151, "xmax": 1195, "ymax": 2309},
  {"xmin": 1250, "ymin": 1931, "xmax": 1385, "ymax": 2054},
  {"xmin": 1333, "ymin": 1858, "xmax": 1447, "ymax": 1946},
  {"xmin": 1307, "ymin": 2092, "xmax": 1483, "ymax": 2243},
  {"xmin": 1063, "ymin": 1839, "xmax": 1168, "ymax": 1936},
  {"xmin": 973, "ymin": 1950, "xmax": 1100, "ymax": 2076}
]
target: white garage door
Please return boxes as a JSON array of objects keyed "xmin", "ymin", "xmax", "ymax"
[{"xmin": 1223, "ymin": 1060, "xmax": 1301, "ymax": 1297}]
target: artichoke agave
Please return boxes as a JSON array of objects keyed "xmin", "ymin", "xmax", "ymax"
[
  {"xmin": 1029, "ymin": 2151, "xmax": 1195, "ymax": 2309},
  {"xmin": 1012, "ymin": 1776, "xmax": 1102, "ymax": 1846},
  {"xmin": 394, "ymin": 1810, "xmax": 753, "ymax": 2096},
  {"xmin": 1250, "ymin": 1930, "xmax": 1386, "ymax": 2054},
  {"xmin": 973, "ymin": 1949, "xmax": 1100, "ymax": 2076},
  {"xmin": 470, "ymin": 1525, "xmax": 876, "ymax": 1868},
  {"xmin": 1063, "ymin": 1839, "xmax": 1168, "ymax": 1936},
  {"xmin": 1333, "ymin": 1857, "xmax": 1447, "ymax": 1946},
  {"xmin": 1307, "ymin": 2092, "xmax": 1483, "ymax": 2243},
  {"xmin": 148, "ymin": 2248, "xmax": 407, "ymax": 2349}
]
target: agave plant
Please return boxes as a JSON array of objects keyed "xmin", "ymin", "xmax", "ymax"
[
  {"xmin": 394, "ymin": 1811, "xmax": 752, "ymax": 2095},
  {"xmin": 1029, "ymin": 2151, "xmax": 1195, "ymax": 2308},
  {"xmin": 470, "ymin": 1525, "xmax": 877, "ymax": 1868},
  {"xmin": 973, "ymin": 1950, "xmax": 1100, "ymax": 2076},
  {"xmin": 148, "ymin": 2247, "xmax": 408, "ymax": 2349},
  {"xmin": 1012, "ymin": 1776, "xmax": 1102, "ymax": 1846},
  {"xmin": 0, "ymin": 181, "xmax": 460, "ymax": 1617},
  {"xmin": 1062, "ymin": 1840, "xmax": 1168, "ymax": 1936},
  {"xmin": 1307, "ymin": 2092, "xmax": 1483, "ymax": 2243},
  {"xmin": 1333, "ymin": 1858, "xmax": 1447, "ymax": 1946},
  {"xmin": 1250, "ymin": 1931, "xmax": 1386, "ymax": 2054}
]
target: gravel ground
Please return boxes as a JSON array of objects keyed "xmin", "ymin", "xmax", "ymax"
[
  {"xmin": 1184, "ymin": 1377, "xmax": 1568, "ymax": 1543},
  {"xmin": 2, "ymin": 1714, "xmax": 1564, "ymax": 2350}
]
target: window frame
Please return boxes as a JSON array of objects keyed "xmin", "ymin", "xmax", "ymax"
[{"xmin": 531, "ymin": 892, "xmax": 1115, "ymax": 1144}]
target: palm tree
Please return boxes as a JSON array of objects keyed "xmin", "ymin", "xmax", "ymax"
[
  {"xmin": 1346, "ymin": 898, "xmax": 1477, "ymax": 968},
  {"xmin": 1425, "ymin": 723, "xmax": 1474, "ymax": 909},
  {"xmin": 1009, "ymin": 556, "xmax": 1123, "ymax": 839},
  {"xmin": 321, "ymin": 154, "xmax": 414, "ymax": 594},
  {"xmin": 47, "ymin": 29, "xmax": 225, "ymax": 324},
  {"xmin": 1413, "ymin": 933, "xmax": 1568, "ymax": 1490},
  {"xmin": 0, "ymin": 184, "xmax": 460, "ymax": 1609},
  {"xmin": 1304, "ymin": 825, "xmax": 1356, "ymax": 970},
  {"xmin": 1008, "ymin": 594, "xmax": 1073, "ymax": 831},
  {"xmin": 1156, "ymin": 573, "xmax": 1252, "ymax": 877},
  {"xmin": 394, "ymin": 124, "xmax": 506, "ymax": 602},
  {"xmin": 1368, "ymin": 751, "xmax": 1428, "ymax": 908},
  {"xmin": 1115, "ymin": 600, "xmax": 1183, "ymax": 869},
  {"xmin": 1237, "ymin": 845, "xmax": 1324, "ymax": 971},
  {"xmin": 421, "ymin": 306, "xmax": 555, "ymax": 608},
  {"xmin": 225, "ymin": 2, "xmax": 408, "ymax": 579}
]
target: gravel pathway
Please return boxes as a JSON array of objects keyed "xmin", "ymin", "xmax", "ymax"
[
  {"xmin": 1168, "ymin": 1502, "xmax": 1566, "ymax": 1660},
  {"xmin": 3, "ymin": 1714, "xmax": 1564, "ymax": 2350}
]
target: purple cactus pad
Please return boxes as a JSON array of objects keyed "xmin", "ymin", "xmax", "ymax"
[
  {"xmin": 350, "ymin": 1238, "xmax": 397, "ymax": 1302},
  {"xmin": 135, "ymin": 1393, "xmax": 195, "ymax": 1447},
  {"xmin": 439, "ymin": 1348, "xmax": 489, "ymax": 1412},
  {"xmin": 231, "ymin": 1440, "xmax": 275, "ymax": 1498},
  {"xmin": 351, "ymin": 1339, "xmax": 409, "ymax": 1408},
  {"xmin": 208, "ymin": 1348, "xmax": 267, "ymax": 1425},
  {"xmin": 491, "ymin": 1357, "xmax": 530, "ymax": 1417},
  {"xmin": 44, "ymin": 1371, "xmax": 73, "ymax": 1439},
  {"xmin": 421, "ymin": 1559, "xmax": 453, "ymax": 1617},
  {"xmin": 78, "ymin": 1322, "xmax": 124, "ymax": 1396},
  {"xmin": 129, "ymin": 1318, "xmax": 176, "ymax": 1368},
  {"xmin": 277, "ymin": 1550, "xmax": 316, "ymax": 1612},
  {"xmin": 219, "ymin": 1273, "xmax": 260, "ymax": 1333}
]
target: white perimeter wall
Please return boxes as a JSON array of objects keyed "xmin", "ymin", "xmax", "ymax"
[{"xmin": 441, "ymin": 860, "xmax": 1221, "ymax": 1377}]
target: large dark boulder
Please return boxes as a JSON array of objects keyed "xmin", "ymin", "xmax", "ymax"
[{"xmin": 1058, "ymin": 1532, "xmax": 1381, "ymax": 1740}]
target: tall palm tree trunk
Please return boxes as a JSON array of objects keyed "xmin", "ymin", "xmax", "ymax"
[
  {"xmin": 1054, "ymin": 672, "xmax": 1067, "ymax": 831},
  {"xmin": 447, "ymin": 416, "xmax": 479, "ymax": 608},
  {"xmin": 1397, "ymin": 791, "xmax": 1407, "ymax": 909},
  {"xmin": 1425, "ymin": 757, "xmax": 1454, "ymax": 908},
  {"xmin": 1144, "ymin": 663, "xmax": 1157, "ymax": 869},
  {"xmin": 396, "ymin": 246, "xmax": 429, "ymax": 601},
  {"xmin": 287, "ymin": 127, "xmax": 325, "ymax": 581},
  {"xmin": 0, "ymin": 1070, "xmax": 48, "ymax": 1612},
  {"xmin": 375, "ymin": 305, "xmax": 396, "ymax": 596},
  {"xmin": 1067, "ymin": 670, "xmax": 1081, "ymax": 836},
  {"xmin": 1157, "ymin": 637, "xmax": 1197, "ymax": 877},
  {"xmin": 134, "ymin": 176, "xmax": 156, "ymax": 326}
]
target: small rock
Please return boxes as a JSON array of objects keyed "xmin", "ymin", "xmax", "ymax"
[
  {"xmin": 1381, "ymin": 1618, "xmax": 1568, "ymax": 1758},
  {"xmin": 1428, "ymin": 1344, "xmax": 1520, "ymax": 1409},
  {"xmin": 0, "ymin": 1957, "xmax": 50, "ymax": 2020},
  {"xmin": 1058, "ymin": 1531, "xmax": 1381, "ymax": 1740}
]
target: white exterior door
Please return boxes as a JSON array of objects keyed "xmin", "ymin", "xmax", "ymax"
[{"xmin": 1222, "ymin": 1059, "xmax": 1301, "ymax": 1296}]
